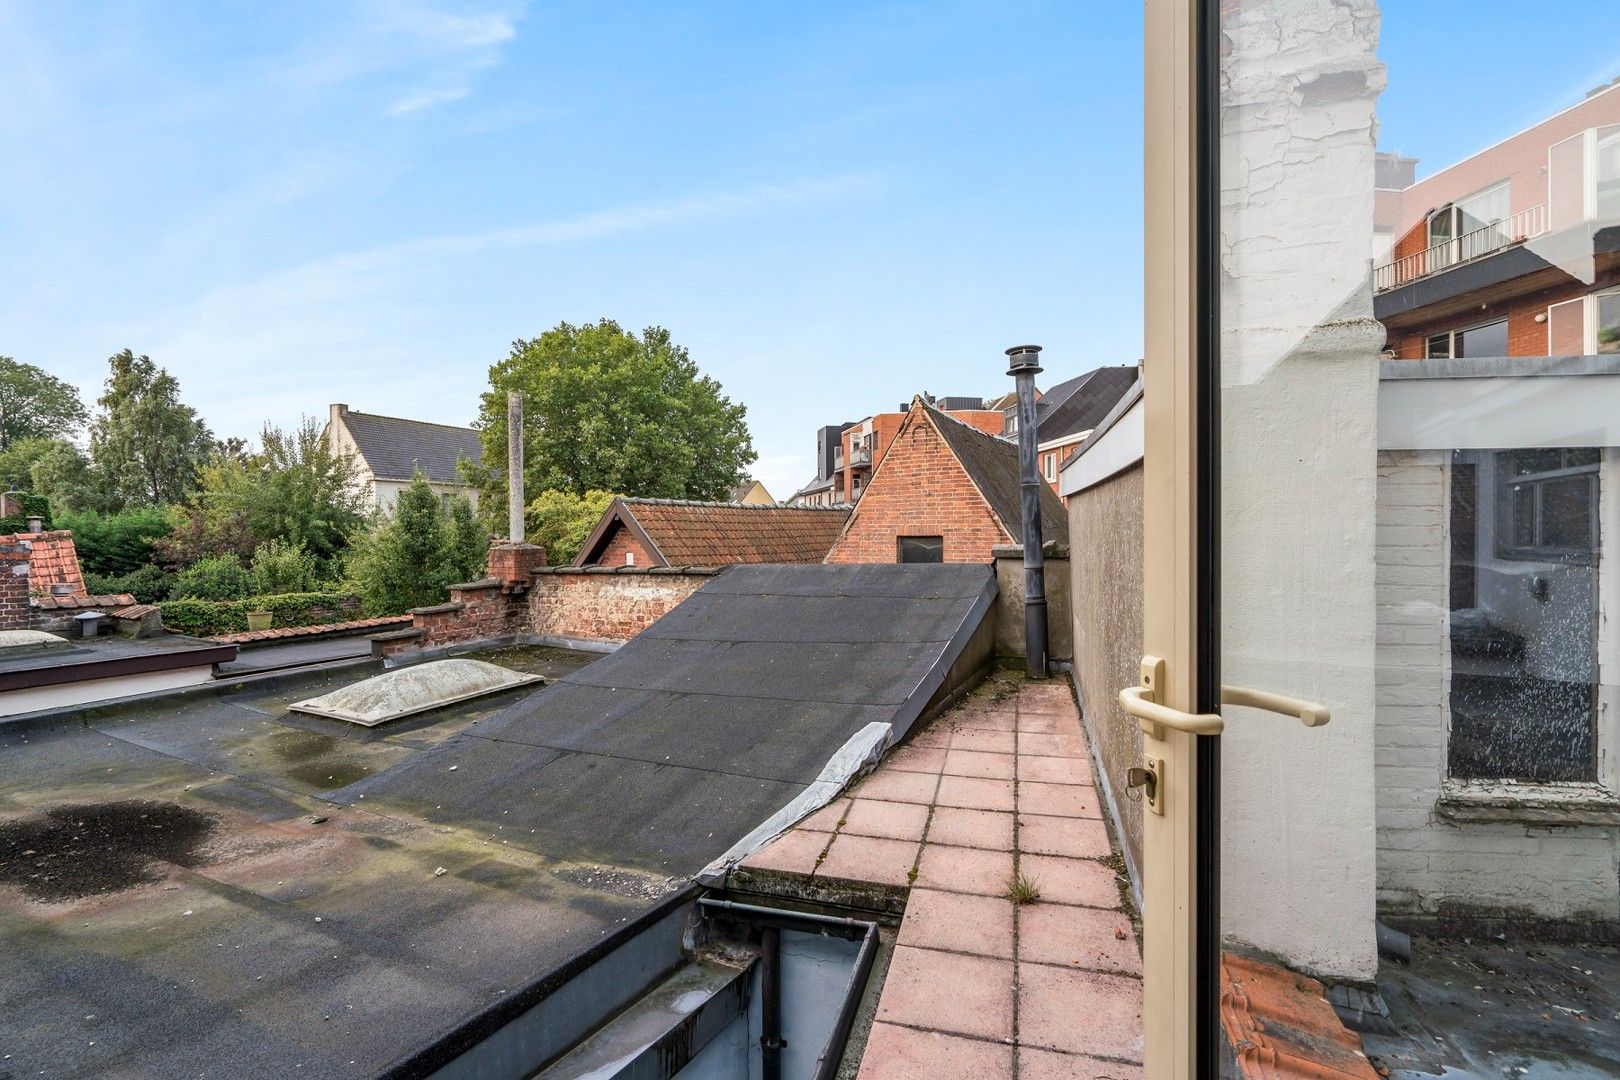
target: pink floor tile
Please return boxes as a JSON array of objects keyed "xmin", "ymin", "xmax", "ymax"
[
  {"xmin": 1017, "ymin": 964, "xmax": 1143, "ymax": 1062},
  {"xmin": 876, "ymin": 946, "xmax": 1014, "ymax": 1041},
  {"xmin": 1018, "ymin": 903, "xmax": 1141, "ymax": 975},
  {"xmin": 1018, "ymin": 754, "xmax": 1092, "ymax": 785},
  {"xmin": 857, "ymin": 1023, "xmax": 1014, "ymax": 1080},
  {"xmin": 1019, "ymin": 782, "xmax": 1101, "ymax": 819},
  {"xmin": 907, "ymin": 726, "xmax": 953, "ymax": 749},
  {"xmin": 1018, "ymin": 814, "xmax": 1112, "ymax": 860},
  {"xmin": 927, "ymin": 807, "xmax": 1015, "ymax": 851},
  {"xmin": 897, "ymin": 888, "xmax": 1015, "ymax": 958},
  {"xmin": 1018, "ymin": 1046, "xmax": 1143, "ymax": 1080},
  {"xmin": 740, "ymin": 828, "xmax": 828, "ymax": 875},
  {"xmin": 952, "ymin": 709, "xmax": 1018, "ymax": 733},
  {"xmin": 815, "ymin": 834, "xmax": 919, "ymax": 887},
  {"xmin": 1017, "ymin": 855, "xmax": 1120, "ymax": 909},
  {"xmin": 797, "ymin": 798, "xmax": 850, "ymax": 832},
  {"xmin": 1017, "ymin": 711, "xmax": 1075, "ymax": 735},
  {"xmin": 1020, "ymin": 733, "xmax": 1086, "ymax": 758},
  {"xmin": 913, "ymin": 843, "xmax": 1015, "ymax": 896},
  {"xmin": 943, "ymin": 749, "xmax": 1016, "ymax": 780},
  {"xmin": 855, "ymin": 769, "xmax": 940, "ymax": 805},
  {"xmin": 950, "ymin": 728, "xmax": 1017, "ymax": 754},
  {"xmin": 936, "ymin": 775, "xmax": 1016, "ymax": 812},
  {"xmin": 842, "ymin": 798, "xmax": 930, "ymax": 841},
  {"xmin": 886, "ymin": 745, "xmax": 948, "ymax": 774}
]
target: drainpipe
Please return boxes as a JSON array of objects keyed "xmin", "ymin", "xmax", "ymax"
[
  {"xmin": 760, "ymin": 925, "xmax": 782, "ymax": 1080},
  {"xmin": 1006, "ymin": 344, "xmax": 1048, "ymax": 677},
  {"xmin": 507, "ymin": 391, "xmax": 525, "ymax": 544}
]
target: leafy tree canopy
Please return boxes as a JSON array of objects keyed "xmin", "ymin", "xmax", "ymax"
[
  {"xmin": 345, "ymin": 474, "xmax": 477, "ymax": 615},
  {"xmin": 525, "ymin": 488, "xmax": 618, "ymax": 566},
  {"xmin": 0, "ymin": 357, "xmax": 87, "ymax": 450},
  {"xmin": 471, "ymin": 321, "xmax": 755, "ymax": 516},
  {"xmin": 88, "ymin": 349, "xmax": 213, "ymax": 508},
  {"xmin": 28, "ymin": 439, "xmax": 104, "ymax": 517}
]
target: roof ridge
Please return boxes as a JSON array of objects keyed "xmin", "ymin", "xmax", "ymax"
[
  {"xmin": 344, "ymin": 410, "xmax": 479, "ymax": 434},
  {"xmin": 621, "ymin": 497, "xmax": 847, "ymax": 512}
]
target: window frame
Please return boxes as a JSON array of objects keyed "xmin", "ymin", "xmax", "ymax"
[{"xmin": 896, "ymin": 535, "xmax": 944, "ymax": 564}]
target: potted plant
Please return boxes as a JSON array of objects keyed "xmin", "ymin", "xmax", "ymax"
[{"xmin": 246, "ymin": 609, "xmax": 273, "ymax": 632}]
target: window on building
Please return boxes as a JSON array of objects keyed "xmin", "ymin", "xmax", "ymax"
[
  {"xmin": 1599, "ymin": 290, "xmax": 1620, "ymax": 354},
  {"xmin": 1598, "ymin": 126, "xmax": 1620, "ymax": 221},
  {"xmin": 1427, "ymin": 182, "xmax": 1510, "ymax": 263},
  {"xmin": 897, "ymin": 536, "xmax": 944, "ymax": 564},
  {"xmin": 1043, "ymin": 453, "xmax": 1056, "ymax": 482},
  {"xmin": 1448, "ymin": 448, "xmax": 1600, "ymax": 783},
  {"xmin": 1426, "ymin": 319, "xmax": 1508, "ymax": 360}
]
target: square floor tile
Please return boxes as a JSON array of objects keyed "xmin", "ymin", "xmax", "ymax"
[
  {"xmin": 937, "ymin": 774, "xmax": 1016, "ymax": 812},
  {"xmin": 876, "ymin": 946, "xmax": 1014, "ymax": 1040},
  {"xmin": 886, "ymin": 745, "xmax": 948, "ymax": 774},
  {"xmin": 798, "ymin": 798, "xmax": 850, "ymax": 832},
  {"xmin": 951, "ymin": 728, "xmax": 1016, "ymax": 754},
  {"xmin": 907, "ymin": 726, "xmax": 953, "ymax": 749},
  {"xmin": 1017, "ymin": 711, "xmax": 1073, "ymax": 735},
  {"xmin": 914, "ymin": 843, "xmax": 1014, "ymax": 896},
  {"xmin": 898, "ymin": 888, "xmax": 1014, "ymax": 958},
  {"xmin": 856, "ymin": 1023, "xmax": 1014, "ymax": 1080},
  {"xmin": 1018, "ymin": 814, "xmax": 1111, "ymax": 860},
  {"xmin": 1019, "ymin": 782, "xmax": 1101, "ymax": 819},
  {"xmin": 815, "ymin": 834, "xmax": 919, "ymax": 887},
  {"xmin": 842, "ymin": 798, "xmax": 930, "ymax": 841},
  {"xmin": 1017, "ymin": 855, "xmax": 1119, "ymax": 908},
  {"xmin": 1018, "ymin": 754, "xmax": 1091, "ymax": 785},
  {"xmin": 1020, "ymin": 733, "xmax": 1086, "ymax": 758},
  {"xmin": 1018, "ymin": 903, "xmax": 1141, "ymax": 975},
  {"xmin": 927, "ymin": 807, "xmax": 1014, "ymax": 851},
  {"xmin": 855, "ymin": 769, "xmax": 940, "ymax": 805},
  {"xmin": 1018, "ymin": 1046, "xmax": 1143, "ymax": 1080},
  {"xmin": 944, "ymin": 749, "xmax": 1016, "ymax": 780},
  {"xmin": 952, "ymin": 708, "xmax": 1017, "ymax": 733},
  {"xmin": 740, "ymin": 828, "xmax": 828, "ymax": 875},
  {"xmin": 1018, "ymin": 964, "xmax": 1143, "ymax": 1062}
]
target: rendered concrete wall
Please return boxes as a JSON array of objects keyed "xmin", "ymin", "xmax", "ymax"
[
  {"xmin": 1217, "ymin": 0, "xmax": 1385, "ymax": 981},
  {"xmin": 0, "ymin": 665, "xmax": 216, "ymax": 718},
  {"xmin": 1375, "ymin": 451, "xmax": 1620, "ymax": 927},
  {"xmin": 1066, "ymin": 462, "xmax": 1145, "ymax": 893},
  {"xmin": 992, "ymin": 545, "xmax": 1073, "ymax": 663}
]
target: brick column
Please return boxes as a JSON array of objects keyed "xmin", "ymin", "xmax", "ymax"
[
  {"xmin": 0, "ymin": 541, "xmax": 32, "ymax": 631},
  {"xmin": 487, "ymin": 542, "xmax": 546, "ymax": 590}
]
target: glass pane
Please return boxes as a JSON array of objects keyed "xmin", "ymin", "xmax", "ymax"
[
  {"xmin": 1599, "ymin": 127, "xmax": 1620, "ymax": 220},
  {"xmin": 1601, "ymin": 292, "xmax": 1620, "ymax": 354},
  {"xmin": 1455, "ymin": 319, "xmax": 1507, "ymax": 357},
  {"xmin": 895, "ymin": 536, "xmax": 942, "ymax": 563}
]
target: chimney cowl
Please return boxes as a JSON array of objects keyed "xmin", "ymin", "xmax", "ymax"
[{"xmin": 26, "ymin": 516, "xmax": 43, "ymax": 534}]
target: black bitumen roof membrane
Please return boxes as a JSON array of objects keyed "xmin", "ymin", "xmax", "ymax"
[{"xmin": 0, "ymin": 565, "xmax": 993, "ymax": 1077}]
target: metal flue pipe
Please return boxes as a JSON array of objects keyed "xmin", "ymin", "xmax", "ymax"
[
  {"xmin": 506, "ymin": 391, "xmax": 525, "ymax": 544},
  {"xmin": 1006, "ymin": 344, "xmax": 1048, "ymax": 677}
]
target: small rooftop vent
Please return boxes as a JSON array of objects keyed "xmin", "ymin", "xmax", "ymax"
[{"xmin": 289, "ymin": 659, "xmax": 543, "ymax": 727}]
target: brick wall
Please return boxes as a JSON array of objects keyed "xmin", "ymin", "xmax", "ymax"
[
  {"xmin": 1375, "ymin": 451, "xmax": 1620, "ymax": 926},
  {"xmin": 1387, "ymin": 277, "xmax": 1613, "ymax": 358},
  {"xmin": 0, "ymin": 542, "xmax": 30, "ymax": 632},
  {"xmin": 523, "ymin": 567, "xmax": 713, "ymax": 643},
  {"xmin": 825, "ymin": 410, "xmax": 1012, "ymax": 564},
  {"xmin": 587, "ymin": 524, "xmax": 657, "ymax": 568}
]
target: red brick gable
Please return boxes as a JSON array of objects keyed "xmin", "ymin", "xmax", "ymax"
[{"xmin": 825, "ymin": 405, "xmax": 1015, "ymax": 564}]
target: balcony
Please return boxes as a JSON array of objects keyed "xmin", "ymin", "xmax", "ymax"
[
  {"xmin": 1374, "ymin": 204, "xmax": 1548, "ymax": 292},
  {"xmin": 848, "ymin": 444, "xmax": 873, "ymax": 467}
]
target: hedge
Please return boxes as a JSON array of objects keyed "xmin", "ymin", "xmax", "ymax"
[
  {"xmin": 0, "ymin": 492, "xmax": 52, "ymax": 536},
  {"xmin": 157, "ymin": 592, "xmax": 360, "ymax": 637}
]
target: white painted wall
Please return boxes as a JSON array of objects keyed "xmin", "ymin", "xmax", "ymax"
[
  {"xmin": 1216, "ymin": 0, "xmax": 1385, "ymax": 981},
  {"xmin": 0, "ymin": 666, "xmax": 216, "ymax": 717},
  {"xmin": 1374, "ymin": 451, "xmax": 1620, "ymax": 921}
]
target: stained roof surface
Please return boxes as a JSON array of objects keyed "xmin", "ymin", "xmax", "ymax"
[
  {"xmin": 0, "ymin": 565, "xmax": 993, "ymax": 1077},
  {"xmin": 338, "ymin": 410, "xmax": 482, "ymax": 484},
  {"xmin": 583, "ymin": 499, "xmax": 851, "ymax": 566},
  {"xmin": 924, "ymin": 404, "xmax": 1070, "ymax": 546}
]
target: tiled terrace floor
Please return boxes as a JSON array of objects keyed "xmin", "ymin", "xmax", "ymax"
[{"xmin": 740, "ymin": 674, "xmax": 1144, "ymax": 1079}]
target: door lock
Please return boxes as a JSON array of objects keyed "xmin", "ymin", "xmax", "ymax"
[{"xmin": 1127, "ymin": 756, "xmax": 1164, "ymax": 815}]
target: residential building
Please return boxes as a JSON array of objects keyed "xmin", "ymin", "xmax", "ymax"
[
  {"xmin": 1025, "ymin": 365, "xmax": 1139, "ymax": 496},
  {"xmin": 834, "ymin": 395, "xmax": 1003, "ymax": 504},
  {"xmin": 825, "ymin": 396, "xmax": 1068, "ymax": 564},
  {"xmin": 323, "ymin": 403, "xmax": 482, "ymax": 514},
  {"xmin": 727, "ymin": 478, "xmax": 774, "ymax": 505},
  {"xmin": 573, "ymin": 497, "xmax": 850, "ymax": 567},
  {"xmin": 0, "ymin": 527, "xmax": 138, "ymax": 634},
  {"xmin": 1373, "ymin": 78, "xmax": 1620, "ymax": 362},
  {"xmin": 786, "ymin": 474, "xmax": 842, "ymax": 508}
]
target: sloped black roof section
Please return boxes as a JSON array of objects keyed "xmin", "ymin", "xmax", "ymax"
[
  {"xmin": 1036, "ymin": 365, "xmax": 1138, "ymax": 443},
  {"xmin": 925, "ymin": 404, "xmax": 1070, "ymax": 545},
  {"xmin": 342, "ymin": 410, "xmax": 482, "ymax": 483}
]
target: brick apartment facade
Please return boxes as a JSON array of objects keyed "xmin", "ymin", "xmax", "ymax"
[
  {"xmin": 1375, "ymin": 80, "xmax": 1620, "ymax": 360},
  {"xmin": 825, "ymin": 397, "xmax": 1067, "ymax": 564},
  {"xmin": 835, "ymin": 402, "xmax": 1003, "ymax": 504}
]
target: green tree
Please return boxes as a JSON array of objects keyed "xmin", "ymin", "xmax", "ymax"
[
  {"xmin": 0, "ymin": 437, "xmax": 63, "ymax": 491},
  {"xmin": 248, "ymin": 539, "xmax": 320, "ymax": 595},
  {"xmin": 445, "ymin": 495, "xmax": 489, "ymax": 582},
  {"xmin": 183, "ymin": 417, "xmax": 367, "ymax": 566},
  {"xmin": 525, "ymin": 489, "xmax": 618, "ymax": 565},
  {"xmin": 55, "ymin": 507, "xmax": 173, "ymax": 575},
  {"xmin": 344, "ymin": 474, "xmax": 458, "ymax": 615},
  {"xmin": 171, "ymin": 553, "xmax": 251, "ymax": 600},
  {"xmin": 470, "ymin": 321, "xmax": 755, "ymax": 515},
  {"xmin": 27, "ymin": 439, "xmax": 103, "ymax": 516},
  {"xmin": 0, "ymin": 357, "xmax": 88, "ymax": 450},
  {"xmin": 88, "ymin": 349, "xmax": 213, "ymax": 508}
]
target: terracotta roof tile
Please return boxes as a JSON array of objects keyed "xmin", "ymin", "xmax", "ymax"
[
  {"xmin": 591, "ymin": 499, "xmax": 851, "ymax": 566},
  {"xmin": 1220, "ymin": 953, "xmax": 1379, "ymax": 1080},
  {"xmin": 0, "ymin": 530, "xmax": 88, "ymax": 599}
]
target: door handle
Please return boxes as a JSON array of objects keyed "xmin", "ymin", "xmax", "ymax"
[
  {"xmin": 1219, "ymin": 685, "xmax": 1330, "ymax": 727},
  {"xmin": 1119, "ymin": 685, "xmax": 1224, "ymax": 738}
]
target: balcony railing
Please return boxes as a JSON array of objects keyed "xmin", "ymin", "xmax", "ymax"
[
  {"xmin": 1373, "ymin": 203, "xmax": 1548, "ymax": 292},
  {"xmin": 849, "ymin": 445, "xmax": 873, "ymax": 466}
]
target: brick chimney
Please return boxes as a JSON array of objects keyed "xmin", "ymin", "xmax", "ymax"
[
  {"xmin": 0, "ymin": 540, "xmax": 32, "ymax": 631},
  {"xmin": 487, "ymin": 542, "xmax": 546, "ymax": 591},
  {"xmin": 0, "ymin": 490, "xmax": 22, "ymax": 519}
]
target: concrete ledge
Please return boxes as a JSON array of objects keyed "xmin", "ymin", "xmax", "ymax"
[
  {"xmin": 449, "ymin": 578, "xmax": 502, "ymax": 592},
  {"xmin": 1436, "ymin": 780, "xmax": 1620, "ymax": 827},
  {"xmin": 531, "ymin": 565, "xmax": 722, "ymax": 577},
  {"xmin": 991, "ymin": 541, "xmax": 1070, "ymax": 559},
  {"xmin": 408, "ymin": 601, "xmax": 466, "ymax": 616}
]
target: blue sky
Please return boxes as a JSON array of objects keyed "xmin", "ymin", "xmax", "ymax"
[{"xmin": 1, "ymin": 2, "xmax": 1616, "ymax": 497}]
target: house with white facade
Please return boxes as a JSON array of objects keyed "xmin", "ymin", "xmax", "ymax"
[{"xmin": 323, "ymin": 404, "xmax": 482, "ymax": 514}]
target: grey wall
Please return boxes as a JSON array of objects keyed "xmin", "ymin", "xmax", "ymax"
[
  {"xmin": 1066, "ymin": 463, "xmax": 1145, "ymax": 890},
  {"xmin": 993, "ymin": 546, "xmax": 1073, "ymax": 662}
]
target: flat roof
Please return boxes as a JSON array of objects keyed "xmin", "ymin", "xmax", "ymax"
[{"xmin": 0, "ymin": 633, "xmax": 236, "ymax": 692}]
